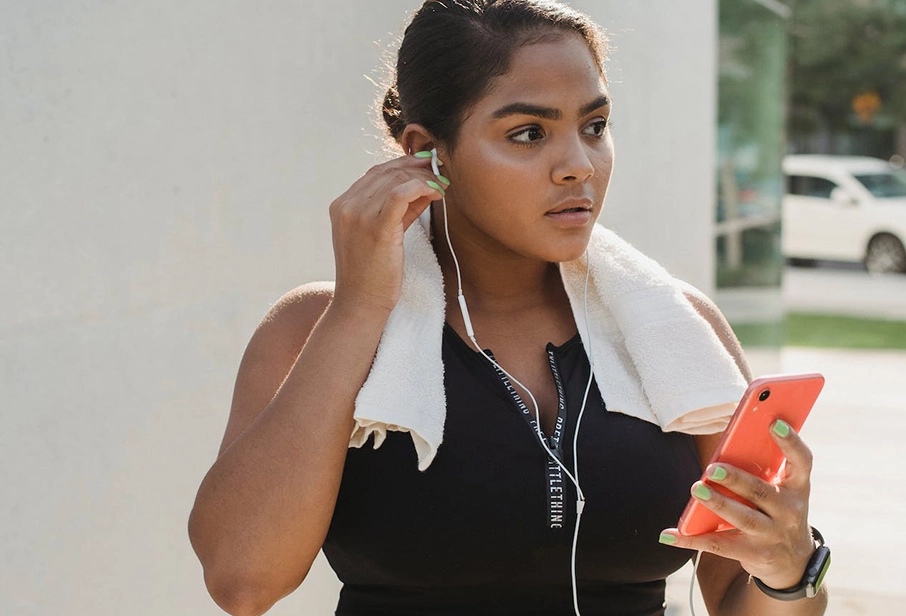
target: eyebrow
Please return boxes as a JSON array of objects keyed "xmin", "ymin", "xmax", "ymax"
[{"xmin": 491, "ymin": 95, "xmax": 610, "ymax": 121}]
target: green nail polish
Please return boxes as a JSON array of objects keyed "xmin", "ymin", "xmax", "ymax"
[
  {"xmin": 414, "ymin": 151, "xmax": 433, "ymax": 158},
  {"xmin": 659, "ymin": 532, "xmax": 677, "ymax": 545},
  {"xmin": 772, "ymin": 419, "xmax": 791, "ymax": 438},
  {"xmin": 437, "ymin": 174, "xmax": 451, "ymax": 186},
  {"xmin": 426, "ymin": 180, "xmax": 445, "ymax": 196},
  {"xmin": 693, "ymin": 483, "xmax": 712, "ymax": 500},
  {"xmin": 709, "ymin": 466, "xmax": 727, "ymax": 481}
]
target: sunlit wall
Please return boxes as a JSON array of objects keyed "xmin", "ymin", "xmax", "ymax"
[{"xmin": 0, "ymin": 2, "xmax": 718, "ymax": 614}]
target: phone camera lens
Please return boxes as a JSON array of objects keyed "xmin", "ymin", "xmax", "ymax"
[{"xmin": 759, "ymin": 390, "xmax": 770, "ymax": 401}]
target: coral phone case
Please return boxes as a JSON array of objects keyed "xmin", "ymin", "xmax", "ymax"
[{"xmin": 676, "ymin": 373, "xmax": 825, "ymax": 536}]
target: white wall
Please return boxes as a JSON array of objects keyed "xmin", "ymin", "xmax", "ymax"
[
  {"xmin": 579, "ymin": 0, "xmax": 718, "ymax": 292},
  {"xmin": 0, "ymin": 1, "xmax": 716, "ymax": 614}
]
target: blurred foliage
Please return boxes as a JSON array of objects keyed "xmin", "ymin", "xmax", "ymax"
[
  {"xmin": 719, "ymin": 2, "xmax": 787, "ymax": 156},
  {"xmin": 716, "ymin": 225, "xmax": 784, "ymax": 287},
  {"xmin": 716, "ymin": 2, "xmax": 786, "ymax": 288},
  {"xmin": 789, "ymin": 0, "xmax": 906, "ymax": 132}
]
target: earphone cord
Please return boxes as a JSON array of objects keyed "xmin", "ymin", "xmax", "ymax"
[
  {"xmin": 433, "ymin": 150, "xmax": 595, "ymax": 616},
  {"xmin": 571, "ymin": 254, "xmax": 595, "ymax": 616},
  {"xmin": 689, "ymin": 550, "xmax": 704, "ymax": 616}
]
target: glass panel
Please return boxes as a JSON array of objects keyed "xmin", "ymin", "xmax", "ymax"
[
  {"xmin": 716, "ymin": 0, "xmax": 789, "ymax": 354},
  {"xmin": 788, "ymin": 176, "xmax": 839, "ymax": 199},
  {"xmin": 854, "ymin": 171, "xmax": 906, "ymax": 198}
]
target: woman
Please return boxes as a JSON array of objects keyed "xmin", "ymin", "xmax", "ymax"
[{"xmin": 188, "ymin": 1, "xmax": 829, "ymax": 615}]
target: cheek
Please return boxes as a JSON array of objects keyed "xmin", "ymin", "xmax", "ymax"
[
  {"xmin": 595, "ymin": 140, "xmax": 615, "ymax": 185},
  {"xmin": 469, "ymin": 141, "xmax": 532, "ymax": 180},
  {"xmin": 451, "ymin": 146, "xmax": 536, "ymax": 208}
]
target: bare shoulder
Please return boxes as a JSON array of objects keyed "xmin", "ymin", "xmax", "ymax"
[
  {"xmin": 218, "ymin": 281, "xmax": 335, "ymax": 455},
  {"xmin": 256, "ymin": 281, "xmax": 336, "ymax": 342},
  {"xmin": 678, "ymin": 281, "xmax": 752, "ymax": 383},
  {"xmin": 677, "ymin": 282, "xmax": 732, "ymax": 341}
]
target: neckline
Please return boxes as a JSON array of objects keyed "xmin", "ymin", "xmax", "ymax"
[{"xmin": 442, "ymin": 322, "xmax": 583, "ymax": 357}]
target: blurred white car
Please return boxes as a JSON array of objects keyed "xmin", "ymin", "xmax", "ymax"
[{"xmin": 782, "ymin": 155, "xmax": 906, "ymax": 273}]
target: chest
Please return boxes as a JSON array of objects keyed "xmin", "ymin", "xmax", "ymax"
[
  {"xmin": 323, "ymin": 331, "xmax": 702, "ymax": 591},
  {"xmin": 443, "ymin": 310, "xmax": 579, "ymax": 436}
]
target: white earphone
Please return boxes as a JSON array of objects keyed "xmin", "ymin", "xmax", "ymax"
[{"xmin": 429, "ymin": 147, "xmax": 596, "ymax": 616}]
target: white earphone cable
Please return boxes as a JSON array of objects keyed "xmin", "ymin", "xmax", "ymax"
[
  {"xmin": 689, "ymin": 550, "xmax": 704, "ymax": 616},
  {"xmin": 570, "ymin": 252, "xmax": 595, "ymax": 616},
  {"xmin": 431, "ymin": 149, "xmax": 596, "ymax": 616}
]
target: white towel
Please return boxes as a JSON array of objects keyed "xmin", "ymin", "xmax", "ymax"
[{"xmin": 351, "ymin": 214, "xmax": 748, "ymax": 470}]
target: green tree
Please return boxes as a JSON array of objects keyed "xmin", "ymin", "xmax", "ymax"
[{"xmin": 789, "ymin": 0, "xmax": 906, "ymax": 134}]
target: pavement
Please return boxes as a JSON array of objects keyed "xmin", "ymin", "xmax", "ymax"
[
  {"xmin": 715, "ymin": 264, "xmax": 906, "ymax": 324},
  {"xmin": 783, "ymin": 265, "xmax": 906, "ymax": 320}
]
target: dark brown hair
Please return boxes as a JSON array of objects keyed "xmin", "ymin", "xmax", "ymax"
[{"xmin": 381, "ymin": 0, "xmax": 608, "ymax": 150}]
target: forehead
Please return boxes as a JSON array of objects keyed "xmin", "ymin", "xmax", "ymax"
[{"xmin": 474, "ymin": 34, "xmax": 608, "ymax": 116}]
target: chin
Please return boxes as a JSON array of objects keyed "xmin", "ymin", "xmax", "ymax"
[{"xmin": 545, "ymin": 233, "xmax": 595, "ymax": 263}]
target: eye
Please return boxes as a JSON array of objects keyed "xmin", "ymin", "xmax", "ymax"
[
  {"xmin": 582, "ymin": 119, "xmax": 609, "ymax": 138},
  {"xmin": 510, "ymin": 125, "xmax": 545, "ymax": 144}
]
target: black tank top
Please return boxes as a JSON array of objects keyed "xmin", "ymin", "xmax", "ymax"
[{"xmin": 322, "ymin": 324, "xmax": 701, "ymax": 615}]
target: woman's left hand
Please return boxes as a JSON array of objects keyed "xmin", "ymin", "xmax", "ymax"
[{"xmin": 660, "ymin": 420, "xmax": 818, "ymax": 590}]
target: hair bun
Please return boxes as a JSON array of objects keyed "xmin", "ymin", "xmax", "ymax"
[{"xmin": 382, "ymin": 85, "xmax": 406, "ymax": 141}]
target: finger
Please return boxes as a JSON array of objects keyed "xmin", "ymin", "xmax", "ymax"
[
  {"xmin": 345, "ymin": 154, "xmax": 439, "ymax": 202},
  {"xmin": 354, "ymin": 165, "xmax": 440, "ymax": 220},
  {"xmin": 384, "ymin": 151, "xmax": 441, "ymax": 170},
  {"xmin": 703, "ymin": 463, "xmax": 785, "ymax": 518},
  {"xmin": 658, "ymin": 526, "xmax": 747, "ymax": 561},
  {"xmin": 379, "ymin": 178, "xmax": 443, "ymax": 230},
  {"xmin": 411, "ymin": 149, "xmax": 445, "ymax": 166},
  {"xmin": 683, "ymin": 480, "xmax": 772, "ymax": 535},
  {"xmin": 770, "ymin": 420, "xmax": 814, "ymax": 490},
  {"xmin": 331, "ymin": 155, "xmax": 447, "ymax": 232}
]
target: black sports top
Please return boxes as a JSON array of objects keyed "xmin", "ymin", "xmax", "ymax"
[{"xmin": 322, "ymin": 324, "xmax": 702, "ymax": 615}]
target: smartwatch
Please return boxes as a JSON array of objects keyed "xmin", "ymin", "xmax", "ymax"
[{"xmin": 753, "ymin": 527, "xmax": 830, "ymax": 601}]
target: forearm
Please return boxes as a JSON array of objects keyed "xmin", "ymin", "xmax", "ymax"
[
  {"xmin": 188, "ymin": 301, "xmax": 389, "ymax": 604},
  {"xmin": 715, "ymin": 570, "xmax": 828, "ymax": 616}
]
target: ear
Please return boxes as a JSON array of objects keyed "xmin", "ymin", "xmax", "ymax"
[{"xmin": 400, "ymin": 124, "xmax": 445, "ymax": 159}]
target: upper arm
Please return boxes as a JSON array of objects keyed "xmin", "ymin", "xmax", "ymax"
[
  {"xmin": 682, "ymin": 285, "xmax": 752, "ymax": 384},
  {"xmin": 681, "ymin": 284, "xmax": 752, "ymax": 613},
  {"xmin": 218, "ymin": 281, "xmax": 335, "ymax": 456}
]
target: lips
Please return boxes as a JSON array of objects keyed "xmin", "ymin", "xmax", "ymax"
[{"xmin": 546, "ymin": 198, "xmax": 593, "ymax": 215}]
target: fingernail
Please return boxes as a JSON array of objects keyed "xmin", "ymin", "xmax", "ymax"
[
  {"xmin": 426, "ymin": 180, "xmax": 445, "ymax": 196},
  {"xmin": 772, "ymin": 419, "xmax": 791, "ymax": 438},
  {"xmin": 659, "ymin": 532, "xmax": 678, "ymax": 545},
  {"xmin": 437, "ymin": 174, "xmax": 451, "ymax": 186},
  {"xmin": 414, "ymin": 151, "xmax": 433, "ymax": 158},
  {"xmin": 709, "ymin": 466, "xmax": 727, "ymax": 481},
  {"xmin": 692, "ymin": 483, "xmax": 712, "ymax": 501}
]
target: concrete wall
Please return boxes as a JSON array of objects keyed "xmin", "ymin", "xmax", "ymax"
[{"xmin": 0, "ymin": 1, "xmax": 716, "ymax": 614}]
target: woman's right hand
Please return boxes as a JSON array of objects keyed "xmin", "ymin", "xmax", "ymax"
[{"xmin": 329, "ymin": 152, "xmax": 447, "ymax": 315}]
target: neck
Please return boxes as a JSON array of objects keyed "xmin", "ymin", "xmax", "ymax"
[{"xmin": 431, "ymin": 208, "xmax": 569, "ymax": 319}]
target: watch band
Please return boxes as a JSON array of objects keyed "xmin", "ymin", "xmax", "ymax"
[{"xmin": 753, "ymin": 527, "xmax": 831, "ymax": 601}]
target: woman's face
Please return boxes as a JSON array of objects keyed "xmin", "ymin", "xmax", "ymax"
[{"xmin": 441, "ymin": 33, "xmax": 614, "ymax": 264}]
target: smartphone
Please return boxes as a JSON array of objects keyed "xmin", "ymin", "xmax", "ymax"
[{"xmin": 676, "ymin": 373, "xmax": 825, "ymax": 536}]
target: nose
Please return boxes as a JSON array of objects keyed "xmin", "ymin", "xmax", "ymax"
[{"xmin": 551, "ymin": 136, "xmax": 595, "ymax": 184}]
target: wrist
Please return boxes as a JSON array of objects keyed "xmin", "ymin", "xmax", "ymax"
[
  {"xmin": 753, "ymin": 527, "xmax": 831, "ymax": 601},
  {"xmin": 754, "ymin": 555, "xmax": 812, "ymax": 591},
  {"xmin": 325, "ymin": 294, "xmax": 395, "ymax": 329}
]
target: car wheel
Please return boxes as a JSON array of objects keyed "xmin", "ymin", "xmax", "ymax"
[{"xmin": 865, "ymin": 233, "xmax": 906, "ymax": 274}]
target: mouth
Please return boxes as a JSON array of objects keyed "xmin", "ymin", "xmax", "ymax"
[{"xmin": 546, "ymin": 198, "xmax": 593, "ymax": 216}]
